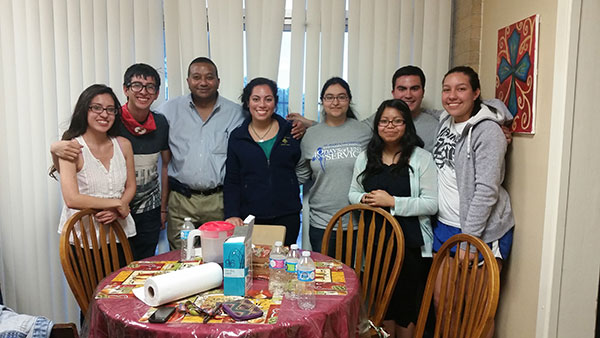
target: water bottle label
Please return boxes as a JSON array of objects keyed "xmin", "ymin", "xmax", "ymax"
[
  {"xmin": 181, "ymin": 229, "xmax": 190, "ymax": 240},
  {"xmin": 286, "ymin": 261, "xmax": 297, "ymax": 273},
  {"xmin": 297, "ymin": 269, "xmax": 315, "ymax": 282},
  {"xmin": 269, "ymin": 258, "xmax": 285, "ymax": 269}
]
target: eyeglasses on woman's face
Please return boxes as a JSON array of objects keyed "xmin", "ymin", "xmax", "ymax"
[
  {"xmin": 127, "ymin": 82, "xmax": 158, "ymax": 95},
  {"xmin": 88, "ymin": 104, "xmax": 117, "ymax": 115},
  {"xmin": 322, "ymin": 94, "xmax": 349, "ymax": 103},
  {"xmin": 378, "ymin": 118, "xmax": 406, "ymax": 128}
]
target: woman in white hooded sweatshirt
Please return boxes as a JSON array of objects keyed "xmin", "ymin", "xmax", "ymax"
[{"xmin": 431, "ymin": 66, "xmax": 515, "ymax": 337}]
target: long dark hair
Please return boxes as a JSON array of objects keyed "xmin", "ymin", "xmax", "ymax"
[
  {"xmin": 320, "ymin": 77, "xmax": 357, "ymax": 120},
  {"xmin": 359, "ymin": 99, "xmax": 423, "ymax": 186},
  {"xmin": 443, "ymin": 66, "xmax": 482, "ymax": 117},
  {"xmin": 49, "ymin": 84, "xmax": 121, "ymax": 178}
]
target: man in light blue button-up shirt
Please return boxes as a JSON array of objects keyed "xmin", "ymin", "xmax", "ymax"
[{"xmin": 157, "ymin": 57, "xmax": 246, "ymax": 250}]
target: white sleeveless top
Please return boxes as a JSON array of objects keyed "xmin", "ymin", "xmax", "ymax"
[{"xmin": 58, "ymin": 136, "xmax": 136, "ymax": 241}]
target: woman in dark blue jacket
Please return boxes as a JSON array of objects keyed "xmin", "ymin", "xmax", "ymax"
[{"xmin": 224, "ymin": 77, "xmax": 302, "ymax": 246}]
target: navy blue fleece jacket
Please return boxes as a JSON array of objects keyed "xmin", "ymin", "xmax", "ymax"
[{"xmin": 224, "ymin": 114, "xmax": 302, "ymax": 220}]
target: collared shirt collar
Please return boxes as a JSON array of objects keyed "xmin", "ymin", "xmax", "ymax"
[{"xmin": 187, "ymin": 92, "xmax": 223, "ymax": 122}]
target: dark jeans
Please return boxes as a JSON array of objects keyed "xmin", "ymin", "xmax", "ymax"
[
  {"xmin": 130, "ymin": 207, "xmax": 162, "ymax": 260},
  {"xmin": 256, "ymin": 213, "xmax": 300, "ymax": 247}
]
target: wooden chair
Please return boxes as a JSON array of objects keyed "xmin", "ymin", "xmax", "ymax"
[
  {"xmin": 50, "ymin": 323, "xmax": 79, "ymax": 338},
  {"xmin": 59, "ymin": 209, "xmax": 133, "ymax": 315},
  {"xmin": 322, "ymin": 204, "xmax": 405, "ymax": 333},
  {"xmin": 414, "ymin": 234, "xmax": 500, "ymax": 338}
]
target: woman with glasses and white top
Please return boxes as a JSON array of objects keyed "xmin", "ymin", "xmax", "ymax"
[
  {"xmin": 296, "ymin": 77, "xmax": 372, "ymax": 253},
  {"xmin": 50, "ymin": 84, "xmax": 136, "ymax": 265}
]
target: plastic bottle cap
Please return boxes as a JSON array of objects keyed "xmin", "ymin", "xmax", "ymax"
[
  {"xmin": 290, "ymin": 244, "xmax": 299, "ymax": 250},
  {"xmin": 184, "ymin": 217, "xmax": 192, "ymax": 221},
  {"xmin": 275, "ymin": 241, "xmax": 283, "ymax": 246},
  {"xmin": 302, "ymin": 251, "xmax": 310, "ymax": 257}
]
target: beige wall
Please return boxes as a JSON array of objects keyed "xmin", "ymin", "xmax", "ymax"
[
  {"xmin": 452, "ymin": 0, "xmax": 482, "ymax": 70},
  {"xmin": 478, "ymin": 1, "xmax": 558, "ymax": 337}
]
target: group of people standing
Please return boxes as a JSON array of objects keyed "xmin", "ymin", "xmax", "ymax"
[{"xmin": 50, "ymin": 57, "xmax": 515, "ymax": 338}]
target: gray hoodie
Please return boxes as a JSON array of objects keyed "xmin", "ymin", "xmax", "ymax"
[{"xmin": 439, "ymin": 102, "xmax": 515, "ymax": 244}]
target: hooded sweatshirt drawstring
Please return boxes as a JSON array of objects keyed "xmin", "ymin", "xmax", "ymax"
[
  {"xmin": 466, "ymin": 127, "xmax": 473, "ymax": 159},
  {"xmin": 447, "ymin": 103, "xmax": 509, "ymax": 160}
]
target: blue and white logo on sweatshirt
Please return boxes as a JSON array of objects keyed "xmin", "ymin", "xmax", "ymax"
[{"xmin": 311, "ymin": 142, "xmax": 362, "ymax": 172}]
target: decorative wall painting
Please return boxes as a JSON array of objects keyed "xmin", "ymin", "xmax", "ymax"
[{"xmin": 496, "ymin": 14, "xmax": 539, "ymax": 134}]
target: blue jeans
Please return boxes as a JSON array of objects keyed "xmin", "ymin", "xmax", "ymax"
[
  {"xmin": 0, "ymin": 306, "xmax": 53, "ymax": 338},
  {"xmin": 130, "ymin": 207, "xmax": 162, "ymax": 260}
]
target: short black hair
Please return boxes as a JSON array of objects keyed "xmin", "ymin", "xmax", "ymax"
[
  {"xmin": 123, "ymin": 63, "xmax": 161, "ymax": 90},
  {"xmin": 187, "ymin": 57, "xmax": 219, "ymax": 78},
  {"xmin": 391, "ymin": 65, "xmax": 426, "ymax": 90}
]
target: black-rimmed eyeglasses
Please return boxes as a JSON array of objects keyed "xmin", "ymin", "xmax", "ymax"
[
  {"xmin": 378, "ymin": 119, "xmax": 406, "ymax": 127},
  {"xmin": 322, "ymin": 94, "xmax": 349, "ymax": 102},
  {"xmin": 89, "ymin": 105, "xmax": 117, "ymax": 115},
  {"xmin": 127, "ymin": 82, "xmax": 158, "ymax": 94}
]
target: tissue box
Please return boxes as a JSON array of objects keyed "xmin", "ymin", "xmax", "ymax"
[{"xmin": 223, "ymin": 217, "xmax": 254, "ymax": 296}]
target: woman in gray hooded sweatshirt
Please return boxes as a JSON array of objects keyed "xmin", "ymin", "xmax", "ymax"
[{"xmin": 431, "ymin": 67, "xmax": 515, "ymax": 335}]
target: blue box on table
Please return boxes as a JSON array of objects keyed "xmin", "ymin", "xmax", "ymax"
[{"xmin": 223, "ymin": 216, "xmax": 254, "ymax": 296}]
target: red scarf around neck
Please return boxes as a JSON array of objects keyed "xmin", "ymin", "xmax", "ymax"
[{"xmin": 120, "ymin": 103, "xmax": 156, "ymax": 136}]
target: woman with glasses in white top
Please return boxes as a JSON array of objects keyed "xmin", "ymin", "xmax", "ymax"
[
  {"xmin": 50, "ymin": 84, "xmax": 136, "ymax": 267},
  {"xmin": 296, "ymin": 77, "xmax": 372, "ymax": 253}
]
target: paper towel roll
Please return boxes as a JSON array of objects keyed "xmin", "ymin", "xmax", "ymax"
[{"xmin": 143, "ymin": 262, "xmax": 223, "ymax": 307}]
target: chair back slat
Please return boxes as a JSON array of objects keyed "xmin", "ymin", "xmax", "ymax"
[
  {"xmin": 435, "ymin": 254, "xmax": 450, "ymax": 337},
  {"xmin": 320, "ymin": 204, "xmax": 404, "ymax": 328},
  {"xmin": 66, "ymin": 238, "xmax": 86, "ymax": 301},
  {"xmin": 345, "ymin": 213, "xmax": 354, "ymax": 264},
  {"xmin": 84, "ymin": 215, "xmax": 102, "ymax": 283},
  {"xmin": 362, "ymin": 215, "xmax": 376, "ymax": 308},
  {"xmin": 366, "ymin": 224, "xmax": 385, "ymax": 312},
  {"xmin": 415, "ymin": 234, "xmax": 500, "ymax": 338},
  {"xmin": 72, "ymin": 225, "xmax": 96, "ymax": 303},
  {"xmin": 59, "ymin": 209, "xmax": 133, "ymax": 316},
  {"xmin": 454, "ymin": 242, "xmax": 472, "ymax": 337},
  {"xmin": 335, "ymin": 217, "xmax": 344, "ymax": 260},
  {"xmin": 99, "ymin": 223, "xmax": 110, "ymax": 276},
  {"xmin": 374, "ymin": 232, "xmax": 395, "ymax": 321},
  {"xmin": 108, "ymin": 227, "xmax": 121, "ymax": 271},
  {"xmin": 353, "ymin": 212, "xmax": 366, "ymax": 280}
]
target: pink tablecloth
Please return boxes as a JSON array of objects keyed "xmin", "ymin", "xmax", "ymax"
[{"xmin": 83, "ymin": 250, "xmax": 362, "ymax": 338}]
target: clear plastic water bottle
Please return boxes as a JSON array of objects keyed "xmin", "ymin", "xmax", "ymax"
[
  {"xmin": 284, "ymin": 244, "xmax": 300, "ymax": 299},
  {"xmin": 296, "ymin": 251, "xmax": 316, "ymax": 310},
  {"xmin": 268, "ymin": 241, "xmax": 286, "ymax": 296},
  {"xmin": 180, "ymin": 217, "xmax": 195, "ymax": 261}
]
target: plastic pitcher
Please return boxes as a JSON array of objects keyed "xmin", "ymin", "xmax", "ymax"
[
  {"xmin": 199, "ymin": 221, "xmax": 235, "ymax": 263},
  {"xmin": 184, "ymin": 229, "xmax": 202, "ymax": 261}
]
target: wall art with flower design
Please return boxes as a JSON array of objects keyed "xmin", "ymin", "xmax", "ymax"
[{"xmin": 496, "ymin": 14, "xmax": 539, "ymax": 134}]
